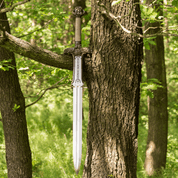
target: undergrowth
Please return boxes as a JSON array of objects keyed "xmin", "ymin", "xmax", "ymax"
[{"xmin": 0, "ymin": 85, "xmax": 177, "ymax": 177}]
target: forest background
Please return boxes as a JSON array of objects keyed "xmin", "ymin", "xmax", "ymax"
[{"xmin": 0, "ymin": 0, "xmax": 178, "ymax": 177}]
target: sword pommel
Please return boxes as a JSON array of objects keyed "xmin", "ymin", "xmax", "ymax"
[{"xmin": 73, "ymin": 6, "xmax": 85, "ymax": 17}]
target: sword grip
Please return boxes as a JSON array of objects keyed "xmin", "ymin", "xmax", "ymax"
[
  {"xmin": 75, "ymin": 17, "xmax": 81, "ymax": 42},
  {"xmin": 73, "ymin": 6, "xmax": 85, "ymax": 47}
]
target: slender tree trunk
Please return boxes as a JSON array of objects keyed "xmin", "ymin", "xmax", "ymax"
[
  {"xmin": 83, "ymin": 0, "xmax": 143, "ymax": 177},
  {"xmin": 0, "ymin": 1, "xmax": 32, "ymax": 177},
  {"xmin": 164, "ymin": 0, "xmax": 169, "ymax": 51},
  {"xmin": 144, "ymin": 0, "xmax": 168, "ymax": 176}
]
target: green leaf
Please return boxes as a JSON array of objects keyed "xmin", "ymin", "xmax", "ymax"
[
  {"xmin": 148, "ymin": 40, "xmax": 156, "ymax": 45},
  {"xmin": 112, "ymin": 0, "xmax": 122, "ymax": 6},
  {"xmin": 12, "ymin": 104, "xmax": 21, "ymax": 112},
  {"xmin": 146, "ymin": 90, "xmax": 154, "ymax": 98},
  {"xmin": 147, "ymin": 78, "xmax": 162, "ymax": 84},
  {"xmin": 144, "ymin": 84, "xmax": 158, "ymax": 90},
  {"xmin": 0, "ymin": 66, "xmax": 8, "ymax": 71},
  {"xmin": 147, "ymin": 7, "xmax": 154, "ymax": 15},
  {"xmin": 0, "ymin": 59, "xmax": 15, "ymax": 71},
  {"xmin": 145, "ymin": 42, "xmax": 150, "ymax": 50},
  {"xmin": 149, "ymin": 12, "xmax": 158, "ymax": 20}
]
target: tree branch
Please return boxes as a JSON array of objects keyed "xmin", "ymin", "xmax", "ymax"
[
  {"xmin": 0, "ymin": 0, "xmax": 30, "ymax": 13},
  {"xmin": 0, "ymin": 31, "xmax": 73, "ymax": 70},
  {"xmin": 25, "ymin": 76, "xmax": 70, "ymax": 108},
  {"xmin": 98, "ymin": 3, "xmax": 178, "ymax": 38}
]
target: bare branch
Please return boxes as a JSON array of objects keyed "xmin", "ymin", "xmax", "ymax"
[
  {"xmin": 97, "ymin": 2, "xmax": 178, "ymax": 38},
  {"xmin": 0, "ymin": 0, "xmax": 30, "ymax": 14},
  {"xmin": 143, "ymin": 26, "xmax": 162, "ymax": 34},
  {"xmin": 0, "ymin": 32, "xmax": 73, "ymax": 70},
  {"xmin": 25, "ymin": 76, "xmax": 70, "ymax": 108},
  {"xmin": 0, "ymin": 0, "xmax": 4, "ymax": 9},
  {"xmin": 99, "ymin": 9, "xmax": 143, "ymax": 38}
]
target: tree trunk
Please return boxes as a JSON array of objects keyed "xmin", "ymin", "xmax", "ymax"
[
  {"xmin": 0, "ymin": 1, "xmax": 32, "ymax": 177},
  {"xmin": 144, "ymin": 0, "xmax": 168, "ymax": 176},
  {"xmin": 83, "ymin": 0, "xmax": 143, "ymax": 177}
]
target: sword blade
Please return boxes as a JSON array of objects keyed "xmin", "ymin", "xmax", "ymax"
[{"xmin": 73, "ymin": 56, "xmax": 83, "ymax": 174}]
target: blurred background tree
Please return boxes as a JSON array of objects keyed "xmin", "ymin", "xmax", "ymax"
[{"xmin": 144, "ymin": 0, "xmax": 168, "ymax": 176}]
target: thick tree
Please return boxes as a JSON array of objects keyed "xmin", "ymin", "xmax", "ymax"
[
  {"xmin": 144, "ymin": 0, "xmax": 168, "ymax": 176},
  {"xmin": 0, "ymin": 1, "xmax": 32, "ymax": 177},
  {"xmin": 0, "ymin": 0, "xmax": 143, "ymax": 177},
  {"xmin": 82, "ymin": 1, "xmax": 142, "ymax": 177}
]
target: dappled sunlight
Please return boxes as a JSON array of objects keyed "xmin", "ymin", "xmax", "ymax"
[
  {"xmin": 47, "ymin": 152, "xmax": 55, "ymax": 163},
  {"xmin": 145, "ymin": 141, "xmax": 156, "ymax": 176},
  {"xmin": 48, "ymin": 103, "xmax": 55, "ymax": 110}
]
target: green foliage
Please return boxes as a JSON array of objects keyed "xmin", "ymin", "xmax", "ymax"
[
  {"xmin": 82, "ymin": 20, "xmax": 91, "ymax": 47},
  {"xmin": 172, "ymin": 0, "xmax": 178, "ymax": 8},
  {"xmin": 141, "ymin": 5, "xmax": 158, "ymax": 22},
  {"xmin": 0, "ymin": 59, "xmax": 15, "ymax": 71},
  {"xmin": 143, "ymin": 37, "xmax": 157, "ymax": 50},
  {"xmin": 12, "ymin": 104, "xmax": 20, "ymax": 112},
  {"xmin": 141, "ymin": 78, "xmax": 163, "ymax": 98},
  {"xmin": 0, "ymin": 116, "xmax": 6, "ymax": 177},
  {"xmin": 25, "ymin": 90, "xmax": 89, "ymax": 177}
]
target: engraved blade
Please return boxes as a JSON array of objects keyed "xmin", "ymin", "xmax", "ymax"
[
  {"xmin": 73, "ymin": 56, "xmax": 83, "ymax": 174},
  {"xmin": 73, "ymin": 86, "xmax": 82, "ymax": 174}
]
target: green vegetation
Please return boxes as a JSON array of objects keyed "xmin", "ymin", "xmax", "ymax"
[
  {"xmin": 0, "ymin": 66, "xmax": 178, "ymax": 177},
  {"xmin": 0, "ymin": 0, "xmax": 178, "ymax": 177},
  {"xmin": 26, "ymin": 90, "xmax": 89, "ymax": 178}
]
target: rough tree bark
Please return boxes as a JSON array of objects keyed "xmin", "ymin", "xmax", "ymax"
[
  {"xmin": 144, "ymin": 0, "xmax": 168, "ymax": 176},
  {"xmin": 0, "ymin": 1, "xmax": 32, "ymax": 177},
  {"xmin": 82, "ymin": 0, "xmax": 143, "ymax": 177}
]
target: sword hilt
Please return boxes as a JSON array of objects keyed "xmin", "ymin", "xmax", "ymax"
[
  {"xmin": 64, "ymin": 7, "xmax": 92, "ymax": 84},
  {"xmin": 73, "ymin": 6, "xmax": 85, "ymax": 48},
  {"xmin": 64, "ymin": 6, "xmax": 92, "ymax": 56}
]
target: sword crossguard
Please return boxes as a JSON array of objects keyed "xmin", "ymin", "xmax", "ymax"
[{"xmin": 64, "ymin": 47, "xmax": 92, "ymax": 57}]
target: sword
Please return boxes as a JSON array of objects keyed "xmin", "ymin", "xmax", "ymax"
[{"xmin": 64, "ymin": 6, "xmax": 91, "ymax": 174}]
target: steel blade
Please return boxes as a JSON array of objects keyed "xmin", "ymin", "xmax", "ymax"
[
  {"xmin": 73, "ymin": 56, "xmax": 83, "ymax": 174},
  {"xmin": 73, "ymin": 86, "xmax": 82, "ymax": 174}
]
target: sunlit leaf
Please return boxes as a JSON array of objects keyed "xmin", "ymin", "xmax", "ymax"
[{"xmin": 112, "ymin": 0, "xmax": 122, "ymax": 6}]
